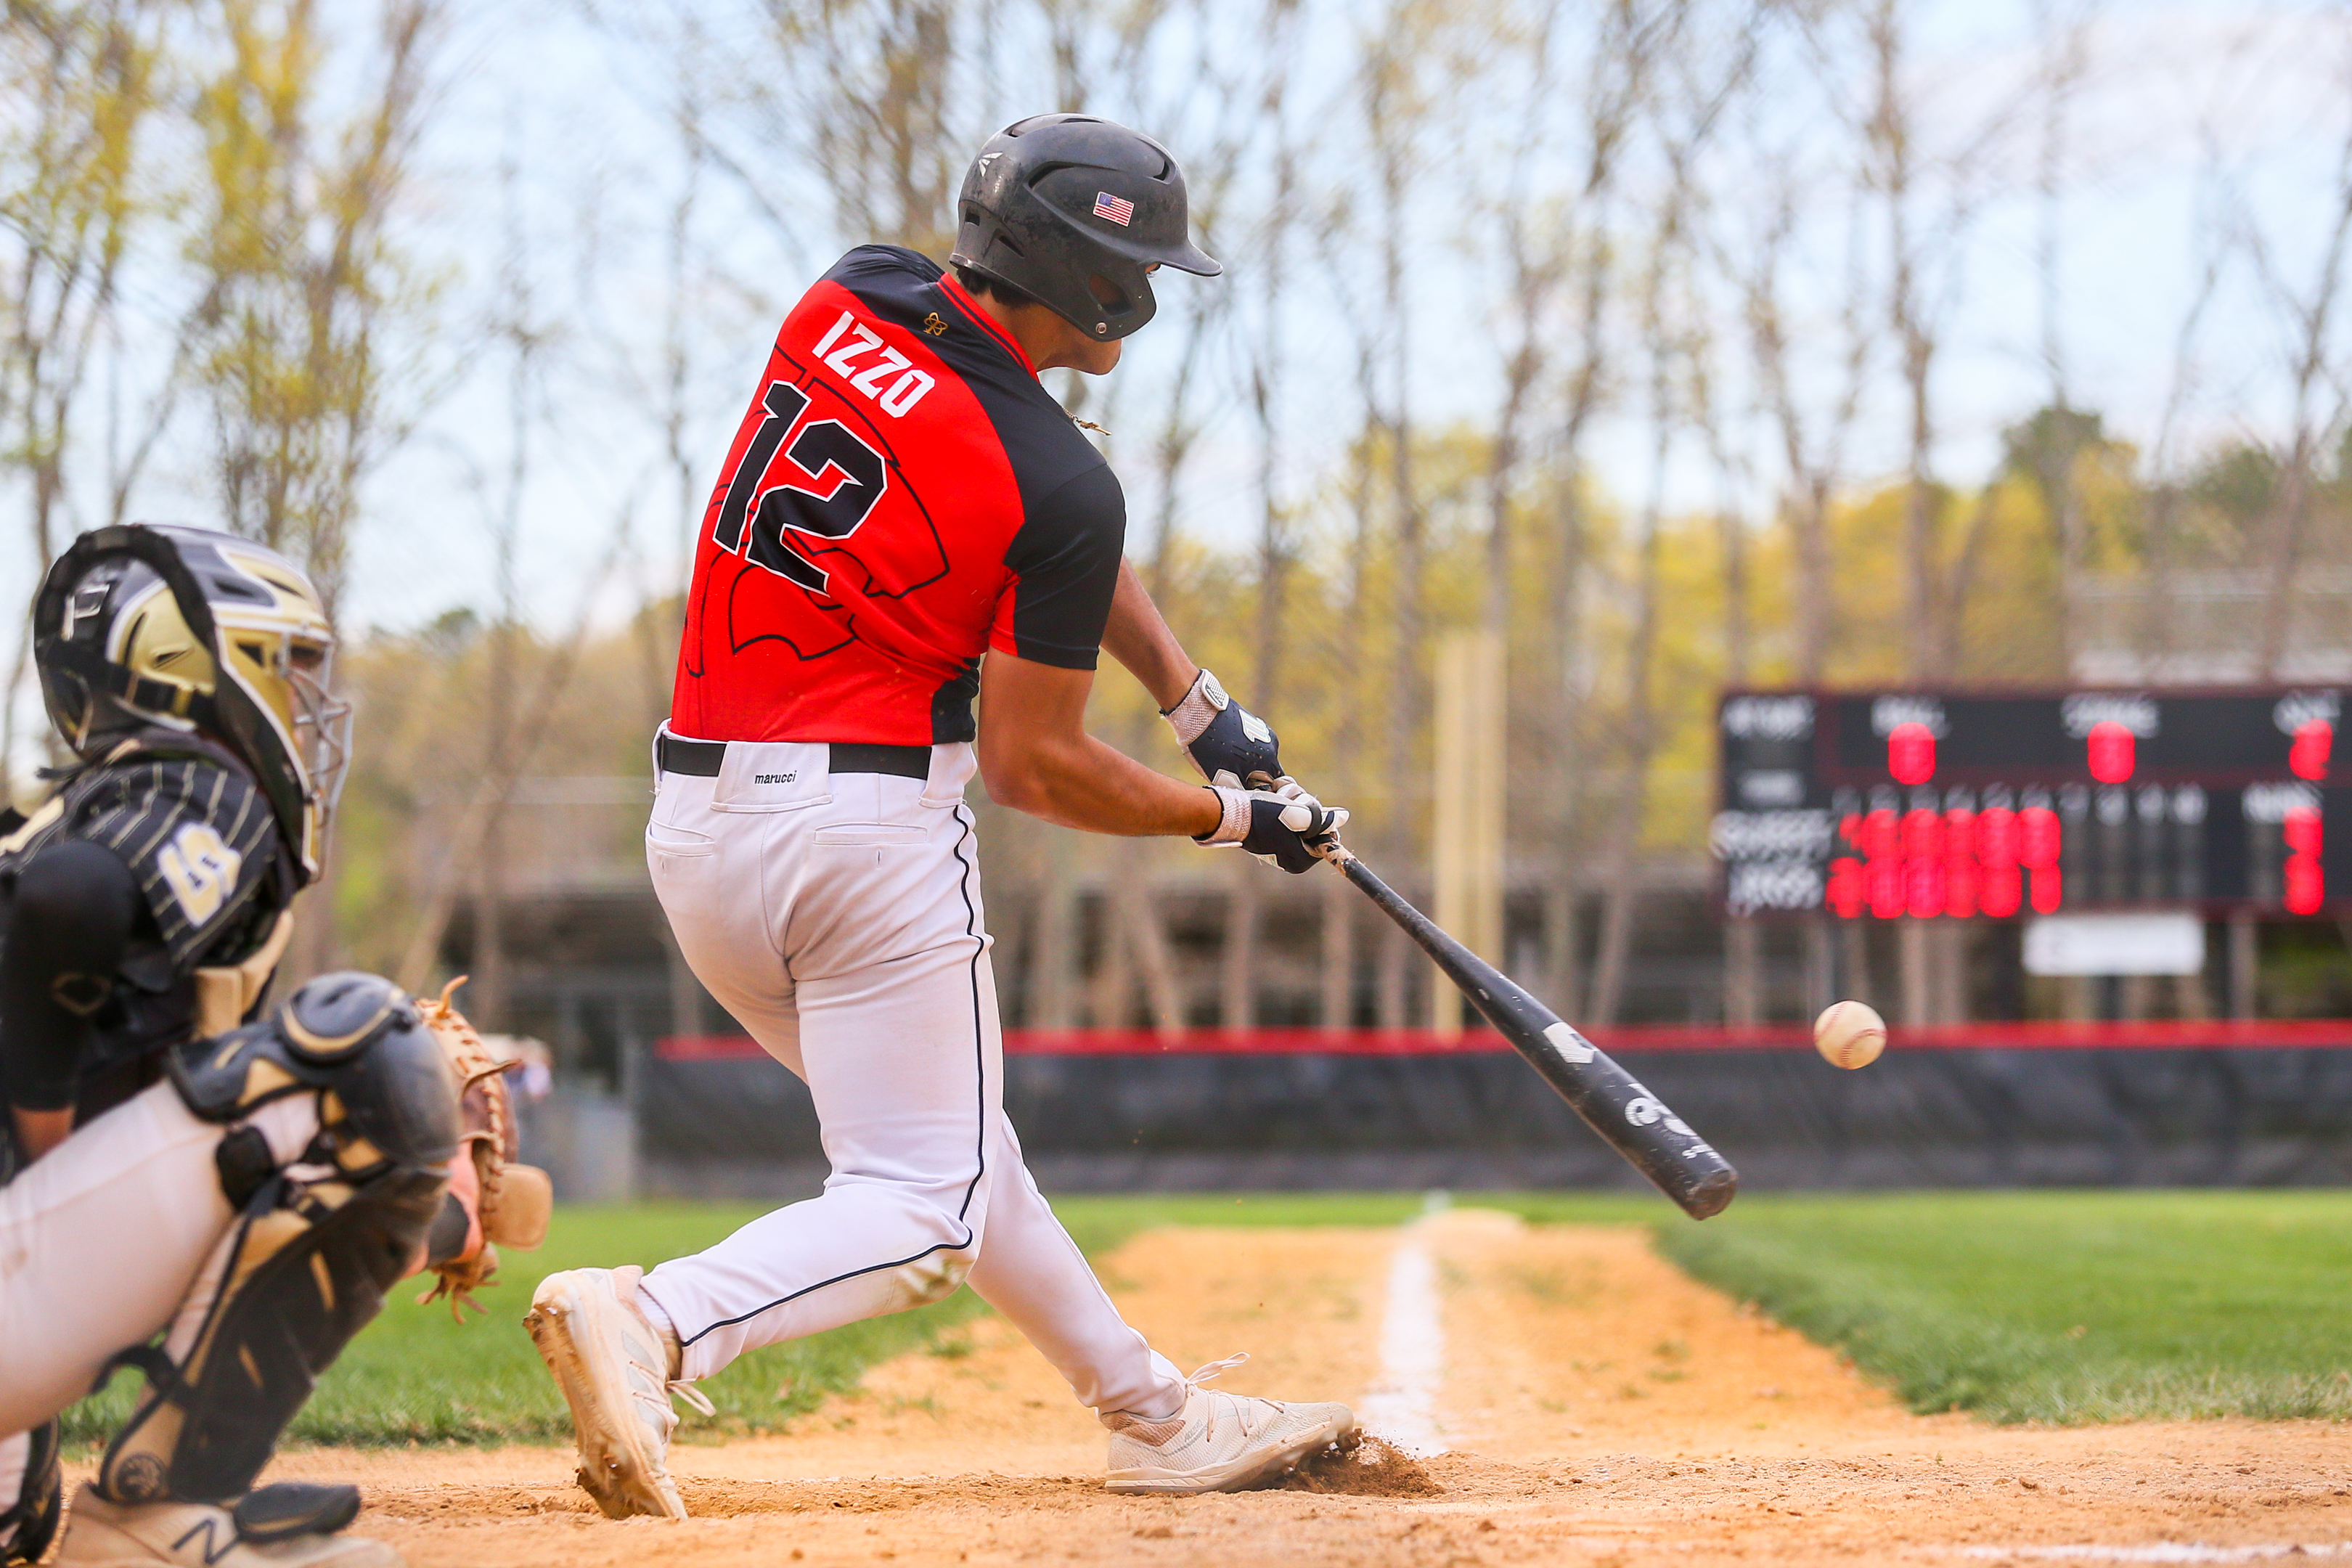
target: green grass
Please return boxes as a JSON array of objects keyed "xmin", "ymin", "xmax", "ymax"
[
  {"xmin": 71, "ymin": 1188, "xmax": 2348, "ymax": 1449},
  {"xmin": 1052, "ymin": 1189, "xmax": 1659, "ymax": 1255},
  {"xmin": 63, "ymin": 1203, "xmax": 986, "ymax": 1450},
  {"xmin": 62, "ymin": 1190, "xmax": 1619, "ymax": 1452},
  {"xmin": 1657, "ymin": 1190, "xmax": 2352, "ymax": 1425}
]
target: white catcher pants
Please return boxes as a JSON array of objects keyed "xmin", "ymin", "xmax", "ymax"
[
  {"xmin": 0, "ymin": 1084, "xmax": 321, "ymax": 1437},
  {"xmin": 639, "ymin": 735, "xmax": 1185, "ymax": 1420}
]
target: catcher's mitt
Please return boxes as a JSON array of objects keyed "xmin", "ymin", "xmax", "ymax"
[{"xmin": 417, "ymin": 977, "xmax": 553, "ymax": 1319}]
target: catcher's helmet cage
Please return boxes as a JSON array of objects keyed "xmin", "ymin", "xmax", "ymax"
[
  {"xmin": 33, "ymin": 524, "xmax": 351, "ymax": 886},
  {"xmin": 950, "ymin": 113, "xmax": 1221, "ymax": 341}
]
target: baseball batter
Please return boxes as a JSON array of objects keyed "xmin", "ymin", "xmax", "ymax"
[
  {"xmin": 526, "ymin": 114, "xmax": 1357, "ymax": 1516},
  {"xmin": 0, "ymin": 526, "xmax": 534, "ymax": 1568}
]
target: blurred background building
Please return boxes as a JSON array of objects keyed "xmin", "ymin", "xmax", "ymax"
[{"xmin": 7, "ymin": 0, "xmax": 2352, "ymax": 1196}]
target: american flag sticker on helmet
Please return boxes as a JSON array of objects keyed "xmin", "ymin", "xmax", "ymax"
[{"xmin": 1093, "ymin": 191, "xmax": 1135, "ymax": 226}]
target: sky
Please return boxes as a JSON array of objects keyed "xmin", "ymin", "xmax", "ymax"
[{"xmin": 15, "ymin": 0, "xmax": 2352, "ymax": 648}]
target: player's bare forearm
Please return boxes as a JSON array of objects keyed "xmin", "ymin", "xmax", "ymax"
[
  {"xmin": 994, "ymin": 729, "xmax": 1220, "ymax": 836},
  {"xmin": 1100, "ymin": 560, "xmax": 1199, "ymax": 712},
  {"xmin": 978, "ymin": 650, "xmax": 1220, "ymax": 837},
  {"xmin": 10, "ymin": 1104, "xmax": 70, "ymax": 1163}
]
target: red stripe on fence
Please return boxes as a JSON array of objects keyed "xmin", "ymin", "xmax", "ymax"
[{"xmin": 653, "ymin": 1020, "xmax": 2352, "ymax": 1061}]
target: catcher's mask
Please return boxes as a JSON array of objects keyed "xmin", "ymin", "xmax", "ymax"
[
  {"xmin": 34, "ymin": 524, "xmax": 351, "ymax": 884},
  {"xmin": 950, "ymin": 113, "xmax": 1221, "ymax": 342}
]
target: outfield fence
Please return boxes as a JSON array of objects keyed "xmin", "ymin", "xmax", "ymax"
[{"xmin": 634, "ymin": 1025, "xmax": 2352, "ymax": 1196}]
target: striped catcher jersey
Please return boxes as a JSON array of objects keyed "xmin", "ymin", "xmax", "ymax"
[
  {"xmin": 671, "ymin": 245, "xmax": 1129, "ymax": 746},
  {"xmin": 0, "ymin": 731, "xmax": 289, "ymax": 1098}
]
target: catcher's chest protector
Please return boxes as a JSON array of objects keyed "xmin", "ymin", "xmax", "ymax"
[
  {"xmin": 0, "ymin": 730, "xmax": 291, "ymax": 1111},
  {"xmin": 99, "ymin": 974, "xmax": 457, "ymax": 1506}
]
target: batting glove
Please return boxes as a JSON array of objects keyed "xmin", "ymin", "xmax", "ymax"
[
  {"xmin": 1196, "ymin": 778, "xmax": 1348, "ymax": 874},
  {"xmin": 1163, "ymin": 668, "xmax": 1282, "ymax": 789}
]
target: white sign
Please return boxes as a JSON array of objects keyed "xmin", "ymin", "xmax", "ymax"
[
  {"xmin": 2061, "ymin": 693, "xmax": 2159, "ymax": 738},
  {"xmin": 1870, "ymin": 694, "xmax": 1948, "ymax": 737},
  {"xmin": 2022, "ymin": 914, "xmax": 2205, "ymax": 977},
  {"xmin": 1722, "ymin": 694, "xmax": 1813, "ymax": 740},
  {"xmin": 2275, "ymin": 690, "xmax": 2340, "ymax": 735}
]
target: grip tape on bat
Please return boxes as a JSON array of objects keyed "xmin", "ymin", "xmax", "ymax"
[{"xmin": 1339, "ymin": 854, "xmax": 1738, "ymax": 1220}]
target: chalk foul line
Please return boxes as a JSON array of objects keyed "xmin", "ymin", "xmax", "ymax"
[{"xmin": 1355, "ymin": 1206, "xmax": 1448, "ymax": 1458}]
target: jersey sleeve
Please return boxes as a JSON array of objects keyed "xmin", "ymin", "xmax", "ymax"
[
  {"xmin": 989, "ymin": 463, "xmax": 1127, "ymax": 669},
  {"xmin": 78, "ymin": 761, "xmax": 281, "ymax": 969}
]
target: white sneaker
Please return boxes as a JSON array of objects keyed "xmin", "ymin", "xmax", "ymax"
[
  {"xmin": 55, "ymin": 1485, "xmax": 400, "ymax": 1567},
  {"xmin": 524, "ymin": 1266, "xmax": 714, "ymax": 1520},
  {"xmin": 1103, "ymin": 1354, "xmax": 1360, "ymax": 1495}
]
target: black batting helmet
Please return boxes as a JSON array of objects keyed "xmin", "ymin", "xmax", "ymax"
[{"xmin": 950, "ymin": 114, "xmax": 1221, "ymax": 342}]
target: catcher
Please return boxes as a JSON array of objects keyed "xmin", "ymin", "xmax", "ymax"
[{"xmin": 0, "ymin": 525, "xmax": 547, "ymax": 1568}]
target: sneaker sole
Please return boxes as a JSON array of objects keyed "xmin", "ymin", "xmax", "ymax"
[
  {"xmin": 1104, "ymin": 1414, "xmax": 1360, "ymax": 1495},
  {"xmin": 523, "ymin": 1275, "xmax": 686, "ymax": 1522}
]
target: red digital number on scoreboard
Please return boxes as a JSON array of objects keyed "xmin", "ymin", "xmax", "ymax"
[
  {"xmin": 2286, "ymin": 804, "xmax": 2324, "ymax": 913},
  {"xmin": 1723, "ymin": 688, "xmax": 2348, "ymax": 918},
  {"xmin": 1831, "ymin": 801, "xmax": 2062, "ymax": 919},
  {"xmin": 2086, "ymin": 721, "xmax": 2135, "ymax": 783}
]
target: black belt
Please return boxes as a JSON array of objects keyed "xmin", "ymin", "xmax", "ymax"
[{"xmin": 656, "ymin": 733, "xmax": 931, "ymax": 781}]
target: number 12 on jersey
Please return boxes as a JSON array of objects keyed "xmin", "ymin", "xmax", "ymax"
[{"xmin": 712, "ymin": 380, "xmax": 891, "ymax": 595}]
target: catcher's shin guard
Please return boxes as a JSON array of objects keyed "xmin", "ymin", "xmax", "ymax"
[{"xmin": 98, "ymin": 973, "xmax": 457, "ymax": 1505}]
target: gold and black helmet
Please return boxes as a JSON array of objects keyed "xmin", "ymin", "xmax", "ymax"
[{"xmin": 33, "ymin": 524, "xmax": 351, "ymax": 883}]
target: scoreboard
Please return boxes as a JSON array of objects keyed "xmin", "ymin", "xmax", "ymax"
[{"xmin": 1715, "ymin": 687, "xmax": 2352, "ymax": 918}]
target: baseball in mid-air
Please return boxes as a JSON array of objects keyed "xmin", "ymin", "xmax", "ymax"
[{"xmin": 1813, "ymin": 1000, "xmax": 1887, "ymax": 1070}]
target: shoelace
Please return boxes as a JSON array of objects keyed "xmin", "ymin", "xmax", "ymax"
[
  {"xmin": 1181, "ymin": 1352, "xmax": 1267, "ymax": 1444},
  {"xmin": 1185, "ymin": 1352, "xmax": 1250, "ymax": 1389},
  {"xmin": 623, "ymin": 1328, "xmax": 716, "ymax": 1419}
]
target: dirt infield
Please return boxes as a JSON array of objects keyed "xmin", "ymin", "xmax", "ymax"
[{"xmin": 107, "ymin": 1214, "xmax": 2352, "ymax": 1566}]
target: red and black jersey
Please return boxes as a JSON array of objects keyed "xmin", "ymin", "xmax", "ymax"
[{"xmin": 671, "ymin": 245, "xmax": 1127, "ymax": 746}]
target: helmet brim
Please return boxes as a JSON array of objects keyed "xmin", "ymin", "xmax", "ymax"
[
  {"xmin": 1032, "ymin": 203, "xmax": 1221, "ymax": 278},
  {"xmin": 1149, "ymin": 239, "xmax": 1222, "ymax": 278}
]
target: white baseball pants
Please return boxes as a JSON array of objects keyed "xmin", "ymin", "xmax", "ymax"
[
  {"xmin": 638, "ymin": 735, "xmax": 1186, "ymax": 1421},
  {"xmin": 0, "ymin": 1085, "xmax": 321, "ymax": 1437}
]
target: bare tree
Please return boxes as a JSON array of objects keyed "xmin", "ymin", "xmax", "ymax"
[
  {"xmin": 1179, "ymin": 0, "xmax": 1307, "ymax": 1034},
  {"xmin": 1586, "ymin": 3, "xmax": 1749, "ymax": 1026},
  {"xmin": 0, "ymin": 1, "xmax": 171, "ymax": 790},
  {"xmin": 1587, "ymin": 287, "xmax": 1676, "ymax": 1029},
  {"xmin": 1735, "ymin": 147, "xmax": 1869, "ymax": 688},
  {"xmin": 1477, "ymin": 0, "xmax": 1567, "ymax": 639},
  {"xmin": 2140, "ymin": 138, "xmax": 2235, "ymax": 678},
  {"xmin": 2246, "ymin": 99, "xmax": 2352, "ymax": 680},
  {"xmin": 184, "ymin": 0, "xmax": 445, "ymax": 615},
  {"xmin": 1358, "ymin": 0, "xmax": 1442, "ymax": 809},
  {"xmin": 1314, "ymin": 198, "xmax": 1413, "ymax": 1027},
  {"xmin": 751, "ymin": 0, "xmax": 961, "ymax": 255},
  {"xmin": 469, "ymin": 136, "xmax": 559, "ymax": 1031},
  {"xmin": 1540, "ymin": 0, "xmax": 1674, "ymax": 1016},
  {"xmin": 396, "ymin": 513, "xmax": 633, "ymax": 994},
  {"xmin": 1855, "ymin": 0, "xmax": 2031, "ymax": 681}
]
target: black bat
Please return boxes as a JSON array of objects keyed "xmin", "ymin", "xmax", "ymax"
[{"xmin": 1333, "ymin": 849, "xmax": 1738, "ymax": 1220}]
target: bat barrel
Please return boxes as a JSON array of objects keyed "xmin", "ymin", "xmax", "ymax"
[{"xmin": 1336, "ymin": 852, "xmax": 1739, "ymax": 1220}]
